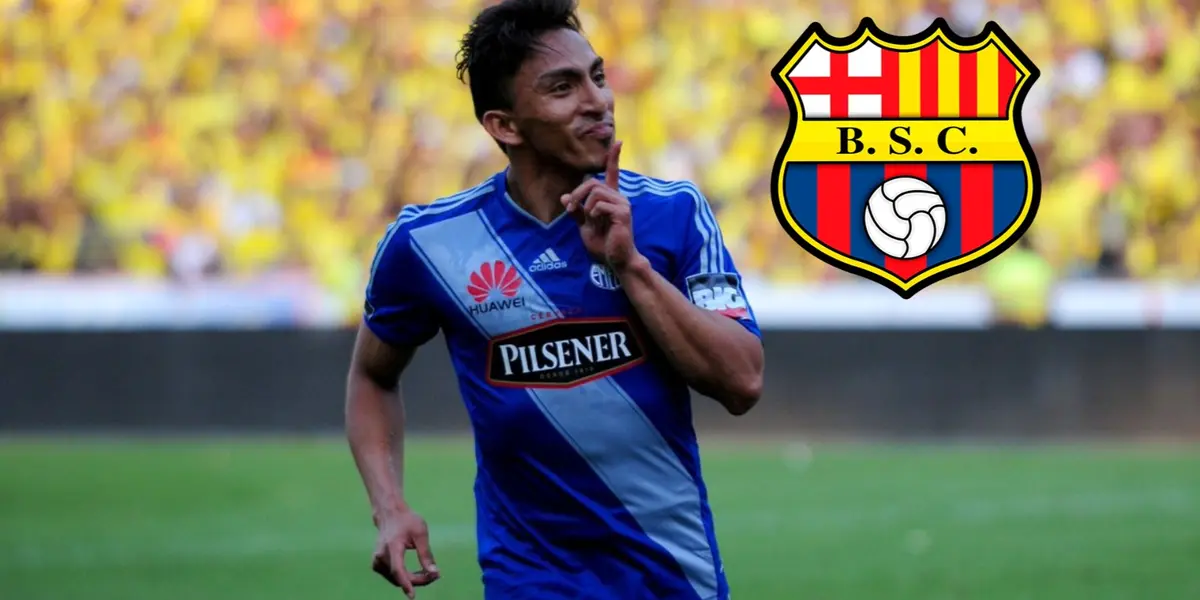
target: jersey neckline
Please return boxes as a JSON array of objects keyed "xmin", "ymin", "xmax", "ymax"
[{"xmin": 494, "ymin": 168, "xmax": 609, "ymax": 231}]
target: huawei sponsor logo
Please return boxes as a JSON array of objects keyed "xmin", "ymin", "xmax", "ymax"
[{"xmin": 467, "ymin": 260, "xmax": 527, "ymax": 316}]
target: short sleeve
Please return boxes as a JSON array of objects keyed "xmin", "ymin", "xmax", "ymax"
[
  {"xmin": 363, "ymin": 221, "xmax": 440, "ymax": 348},
  {"xmin": 669, "ymin": 183, "xmax": 763, "ymax": 339}
]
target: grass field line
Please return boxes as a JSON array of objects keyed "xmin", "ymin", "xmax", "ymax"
[{"xmin": 5, "ymin": 486, "xmax": 1193, "ymax": 571}]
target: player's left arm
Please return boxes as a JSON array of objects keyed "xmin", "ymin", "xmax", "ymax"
[
  {"xmin": 565, "ymin": 145, "xmax": 763, "ymax": 415},
  {"xmin": 615, "ymin": 189, "xmax": 764, "ymax": 416},
  {"xmin": 618, "ymin": 254, "xmax": 764, "ymax": 415}
]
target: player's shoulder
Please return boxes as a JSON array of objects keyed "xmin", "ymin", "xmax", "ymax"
[
  {"xmin": 611, "ymin": 169, "xmax": 715, "ymax": 232},
  {"xmin": 392, "ymin": 175, "xmax": 499, "ymax": 233},
  {"xmin": 612, "ymin": 169, "xmax": 709, "ymax": 206},
  {"xmin": 374, "ymin": 174, "xmax": 499, "ymax": 255}
]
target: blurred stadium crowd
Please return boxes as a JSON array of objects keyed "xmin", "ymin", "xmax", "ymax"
[{"xmin": 1, "ymin": 0, "xmax": 1198, "ymax": 308}]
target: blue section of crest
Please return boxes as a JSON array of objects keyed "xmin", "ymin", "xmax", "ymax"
[
  {"xmin": 780, "ymin": 161, "xmax": 1029, "ymax": 271},
  {"xmin": 993, "ymin": 162, "xmax": 1026, "ymax": 236},
  {"xmin": 850, "ymin": 164, "xmax": 887, "ymax": 268},
  {"xmin": 925, "ymin": 164, "xmax": 964, "ymax": 267},
  {"xmin": 783, "ymin": 163, "xmax": 818, "ymax": 237}
]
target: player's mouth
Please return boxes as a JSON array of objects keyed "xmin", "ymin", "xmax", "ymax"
[{"xmin": 580, "ymin": 122, "xmax": 614, "ymax": 140}]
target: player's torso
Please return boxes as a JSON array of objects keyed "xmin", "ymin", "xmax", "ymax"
[
  {"xmin": 402, "ymin": 173, "xmax": 726, "ymax": 600},
  {"xmin": 406, "ymin": 178, "xmax": 693, "ymax": 453}
]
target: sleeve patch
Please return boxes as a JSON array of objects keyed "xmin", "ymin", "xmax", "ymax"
[{"xmin": 686, "ymin": 273, "xmax": 750, "ymax": 320}]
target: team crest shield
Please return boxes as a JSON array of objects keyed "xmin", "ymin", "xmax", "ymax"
[{"xmin": 770, "ymin": 18, "xmax": 1041, "ymax": 298}]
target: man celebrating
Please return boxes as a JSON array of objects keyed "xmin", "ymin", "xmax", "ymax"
[{"xmin": 345, "ymin": 1, "xmax": 765, "ymax": 598}]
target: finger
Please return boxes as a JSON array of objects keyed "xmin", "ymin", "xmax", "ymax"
[
  {"xmin": 372, "ymin": 553, "xmax": 400, "ymax": 587},
  {"xmin": 412, "ymin": 528, "xmax": 440, "ymax": 582},
  {"xmin": 605, "ymin": 140, "xmax": 623, "ymax": 189},
  {"xmin": 583, "ymin": 187, "xmax": 626, "ymax": 215},
  {"xmin": 372, "ymin": 554, "xmax": 414, "ymax": 597},
  {"xmin": 564, "ymin": 180, "xmax": 603, "ymax": 223},
  {"xmin": 580, "ymin": 187, "xmax": 604, "ymax": 215},
  {"xmin": 562, "ymin": 193, "xmax": 582, "ymax": 217},
  {"xmin": 411, "ymin": 570, "xmax": 439, "ymax": 587},
  {"xmin": 562, "ymin": 193, "xmax": 586, "ymax": 225},
  {"xmin": 564, "ymin": 179, "xmax": 602, "ymax": 213},
  {"xmin": 388, "ymin": 545, "xmax": 417, "ymax": 598},
  {"xmin": 586, "ymin": 202, "xmax": 630, "ymax": 230},
  {"xmin": 587, "ymin": 200, "xmax": 626, "ymax": 221},
  {"xmin": 581, "ymin": 185, "xmax": 613, "ymax": 212}
]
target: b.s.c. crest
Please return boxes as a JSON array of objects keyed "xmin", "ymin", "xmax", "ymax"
[{"xmin": 770, "ymin": 18, "xmax": 1041, "ymax": 298}]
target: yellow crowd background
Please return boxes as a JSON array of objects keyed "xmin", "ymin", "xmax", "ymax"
[{"xmin": 1, "ymin": 0, "xmax": 1197, "ymax": 322}]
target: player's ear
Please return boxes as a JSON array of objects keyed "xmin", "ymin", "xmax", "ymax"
[{"xmin": 481, "ymin": 109, "xmax": 522, "ymax": 148}]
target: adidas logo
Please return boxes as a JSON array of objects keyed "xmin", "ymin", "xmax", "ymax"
[{"xmin": 529, "ymin": 248, "xmax": 568, "ymax": 272}]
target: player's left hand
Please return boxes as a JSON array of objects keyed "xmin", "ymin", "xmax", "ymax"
[
  {"xmin": 562, "ymin": 140, "xmax": 640, "ymax": 270},
  {"xmin": 371, "ymin": 508, "xmax": 440, "ymax": 598}
]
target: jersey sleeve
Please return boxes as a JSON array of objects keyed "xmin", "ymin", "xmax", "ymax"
[
  {"xmin": 362, "ymin": 220, "xmax": 440, "ymax": 348},
  {"xmin": 669, "ymin": 183, "xmax": 763, "ymax": 339}
]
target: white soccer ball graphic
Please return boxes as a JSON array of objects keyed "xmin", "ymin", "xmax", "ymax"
[{"xmin": 863, "ymin": 176, "xmax": 947, "ymax": 259}]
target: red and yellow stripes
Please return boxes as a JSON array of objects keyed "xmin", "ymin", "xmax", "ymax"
[
  {"xmin": 874, "ymin": 41, "xmax": 1020, "ymax": 279},
  {"xmin": 885, "ymin": 41, "xmax": 1020, "ymax": 119}
]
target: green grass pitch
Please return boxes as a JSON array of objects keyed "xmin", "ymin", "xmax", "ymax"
[{"xmin": 2, "ymin": 436, "xmax": 1198, "ymax": 600}]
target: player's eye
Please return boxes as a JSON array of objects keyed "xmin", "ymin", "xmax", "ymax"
[
  {"xmin": 592, "ymin": 71, "xmax": 606, "ymax": 86},
  {"xmin": 551, "ymin": 82, "xmax": 572, "ymax": 94}
]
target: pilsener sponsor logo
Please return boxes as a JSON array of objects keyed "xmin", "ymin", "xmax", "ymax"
[{"xmin": 487, "ymin": 318, "xmax": 646, "ymax": 388}]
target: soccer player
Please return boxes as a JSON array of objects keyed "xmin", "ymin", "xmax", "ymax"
[{"xmin": 344, "ymin": 1, "xmax": 765, "ymax": 598}]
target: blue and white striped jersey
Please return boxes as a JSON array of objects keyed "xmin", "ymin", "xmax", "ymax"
[{"xmin": 364, "ymin": 168, "xmax": 760, "ymax": 600}]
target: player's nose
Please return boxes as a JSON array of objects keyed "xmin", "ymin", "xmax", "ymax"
[{"xmin": 578, "ymin": 79, "xmax": 610, "ymax": 116}]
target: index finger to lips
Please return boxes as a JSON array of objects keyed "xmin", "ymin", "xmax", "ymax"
[{"xmin": 605, "ymin": 140, "xmax": 622, "ymax": 189}]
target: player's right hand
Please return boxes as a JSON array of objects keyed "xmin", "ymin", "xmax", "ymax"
[{"xmin": 372, "ymin": 508, "xmax": 440, "ymax": 598}]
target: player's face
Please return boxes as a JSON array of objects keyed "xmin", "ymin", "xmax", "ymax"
[{"xmin": 508, "ymin": 29, "xmax": 614, "ymax": 173}]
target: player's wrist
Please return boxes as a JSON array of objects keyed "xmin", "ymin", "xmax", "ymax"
[
  {"xmin": 372, "ymin": 500, "xmax": 412, "ymax": 526},
  {"xmin": 610, "ymin": 253, "xmax": 651, "ymax": 279}
]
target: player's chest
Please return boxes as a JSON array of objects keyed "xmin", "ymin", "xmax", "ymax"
[
  {"xmin": 418, "ymin": 214, "xmax": 662, "ymax": 320},
  {"xmin": 411, "ymin": 211, "xmax": 673, "ymax": 387}
]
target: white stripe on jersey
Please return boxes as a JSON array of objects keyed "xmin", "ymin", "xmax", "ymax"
[
  {"xmin": 397, "ymin": 179, "xmax": 494, "ymax": 227},
  {"xmin": 367, "ymin": 179, "xmax": 494, "ymax": 300},
  {"xmin": 618, "ymin": 173, "xmax": 725, "ymax": 274}
]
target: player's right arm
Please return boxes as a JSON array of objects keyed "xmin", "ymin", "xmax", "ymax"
[{"xmin": 345, "ymin": 218, "xmax": 441, "ymax": 598}]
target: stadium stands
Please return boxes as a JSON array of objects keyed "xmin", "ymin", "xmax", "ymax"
[{"xmin": 1, "ymin": 0, "xmax": 1197, "ymax": 317}]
